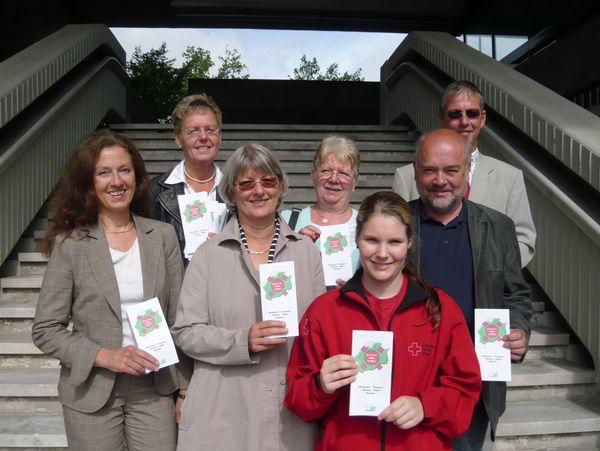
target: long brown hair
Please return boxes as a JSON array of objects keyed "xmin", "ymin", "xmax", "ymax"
[
  {"xmin": 356, "ymin": 191, "xmax": 442, "ymax": 329},
  {"xmin": 41, "ymin": 131, "xmax": 151, "ymax": 255}
]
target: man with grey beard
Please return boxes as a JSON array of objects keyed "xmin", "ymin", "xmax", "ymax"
[{"xmin": 407, "ymin": 129, "xmax": 532, "ymax": 451}]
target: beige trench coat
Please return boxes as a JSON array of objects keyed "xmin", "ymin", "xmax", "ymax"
[{"xmin": 172, "ymin": 216, "xmax": 326, "ymax": 451}]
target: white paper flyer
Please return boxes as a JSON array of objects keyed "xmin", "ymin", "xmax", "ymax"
[
  {"xmin": 318, "ymin": 224, "xmax": 354, "ymax": 286},
  {"xmin": 177, "ymin": 192, "xmax": 227, "ymax": 260},
  {"xmin": 349, "ymin": 330, "xmax": 394, "ymax": 416},
  {"xmin": 126, "ymin": 297, "xmax": 179, "ymax": 372},
  {"xmin": 259, "ymin": 261, "xmax": 299, "ymax": 337},
  {"xmin": 474, "ymin": 308, "xmax": 511, "ymax": 381}
]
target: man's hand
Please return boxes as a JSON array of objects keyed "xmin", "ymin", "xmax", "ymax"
[{"xmin": 502, "ymin": 327, "xmax": 528, "ymax": 361}]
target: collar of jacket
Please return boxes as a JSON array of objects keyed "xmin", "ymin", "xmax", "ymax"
[
  {"xmin": 152, "ymin": 171, "xmax": 185, "ymax": 222},
  {"xmin": 84, "ymin": 213, "xmax": 152, "ymax": 239},
  {"xmin": 339, "ymin": 267, "xmax": 431, "ymax": 313}
]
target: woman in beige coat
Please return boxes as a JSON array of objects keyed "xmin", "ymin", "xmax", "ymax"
[{"xmin": 172, "ymin": 143, "xmax": 326, "ymax": 451}]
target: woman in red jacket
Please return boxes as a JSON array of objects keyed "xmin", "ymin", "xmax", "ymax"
[{"xmin": 285, "ymin": 191, "xmax": 481, "ymax": 450}]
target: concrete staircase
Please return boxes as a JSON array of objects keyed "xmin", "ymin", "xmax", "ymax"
[
  {"xmin": 0, "ymin": 123, "xmax": 598, "ymax": 449},
  {"xmin": 111, "ymin": 123, "xmax": 417, "ymax": 208},
  {"xmin": 0, "ymin": 221, "xmax": 66, "ymax": 450}
]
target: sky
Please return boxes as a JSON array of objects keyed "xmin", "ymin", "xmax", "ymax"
[
  {"xmin": 110, "ymin": 28, "xmax": 528, "ymax": 81},
  {"xmin": 110, "ymin": 28, "xmax": 408, "ymax": 81}
]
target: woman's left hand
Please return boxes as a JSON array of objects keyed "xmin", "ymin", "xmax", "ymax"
[{"xmin": 378, "ymin": 396, "xmax": 424, "ymax": 429}]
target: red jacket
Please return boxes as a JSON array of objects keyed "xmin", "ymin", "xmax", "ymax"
[{"xmin": 285, "ymin": 271, "xmax": 481, "ymax": 451}]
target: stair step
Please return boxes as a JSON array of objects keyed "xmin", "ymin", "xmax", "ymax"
[
  {"xmin": 0, "ymin": 368, "xmax": 58, "ymax": 397},
  {"xmin": 33, "ymin": 230, "xmax": 46, "ymax": 240},
  {"xmin": 0, "ymin": 292, "xmax": 40, "ymax": 303},
  {"xmin": 528, "ymin": 326, "xmax": 570, "ymax": 346},
  {"xmin": 0, "ymin": 331, "xmax": 41, "ymax": 354},
  {"xmin": 531, "ymin": 301, "xmax": 545, "ymax": 313},
  {"xmin": 0, "ymin": 413, "xmax": 66, "ymax": 448},
  {"xmin": 497, "ymin": 398, "xmax": 600, "ymax": 436},
  {"xmin": 510, "ymin": 358, "xmax": 596, "ymax": 387},
  {"xmin": 0, "ymin": 300, "xmax": 36, "ymax": 318},
  {"xmin": 18, "ymin": 253, "xmax": 48, "ymax": 264},
  {"xmin": 0, "ymin": 275, "xmax": 43, "ymax": 291},
  {"xmin": 497, "ymin": 432, "xmax": 600, "ymax": 451},
  {"xmin": 16, "ymin": 253, "xmax": 48, "ymax": 276}
]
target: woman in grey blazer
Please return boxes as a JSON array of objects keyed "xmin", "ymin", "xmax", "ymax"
[{"xmin": 32, "ymin": 131, "xmax": 190, "ymax": 451}]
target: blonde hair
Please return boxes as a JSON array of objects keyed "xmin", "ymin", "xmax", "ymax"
[
  {"xmin": 313, "ymin": 135, "xmax": 360, "ymax": 177},
  {"xmin": 171, "ymin": 93, "xmax": 223, "ymax": 134}
]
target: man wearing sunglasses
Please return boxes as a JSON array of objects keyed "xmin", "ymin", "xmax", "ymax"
[{"xmin": 393, "ymin": 80, "xmax": 536, "ymax": 267}]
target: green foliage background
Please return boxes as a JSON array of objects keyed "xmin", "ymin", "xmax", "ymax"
[{"xmin": 127, "ymin": 44, "xmax": 364, "ymax": 120}]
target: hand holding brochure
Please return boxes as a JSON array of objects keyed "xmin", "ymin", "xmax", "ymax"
[
  {"xmin": 126, "ymin": 297, "xmax": 179, "ymax": 372},
  {"xmin": 474, "ymin": 308, "xmax": 511, "ymax": 381}
]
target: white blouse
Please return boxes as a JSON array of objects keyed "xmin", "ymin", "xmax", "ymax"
[{"xmin": 109, "ymin": 239, "xmax": 144, "ymax": 347}]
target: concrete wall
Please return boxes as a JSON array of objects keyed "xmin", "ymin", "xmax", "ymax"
[{"xmin": 188, "ymin": 79, "xmax": 379, "ymax": 125}]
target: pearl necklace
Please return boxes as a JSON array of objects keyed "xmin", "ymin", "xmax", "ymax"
[{"xmin": 184, "ymin": 165, "xmax": 216, "ymax": 184}]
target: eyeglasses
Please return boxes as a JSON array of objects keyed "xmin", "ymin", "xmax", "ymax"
[
  {"xmin": 317, "ymin": 168, "xmax": 354, "ymax": 183},
  {"xmin": 446, "ymin": 109, "xmax": 483, "ymax": 120},
  {"xmin": 235, "ymin": 177, "xmax": 278, "ymax": 191},
  {"xmin": 182, "ymin": 126, "xmax": 221, "ymax": 138}
]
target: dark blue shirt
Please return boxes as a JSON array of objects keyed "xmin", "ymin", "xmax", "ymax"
[{"xmin": 418, "ymin": 200, "xmax": 475, "ymax": 333}]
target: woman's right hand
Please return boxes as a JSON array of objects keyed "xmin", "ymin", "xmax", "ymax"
[
  {"xmin": 248, "ymin": 320, "xmax": 288, "ymax": 353},
  {"xmin": 298, "ymin": 225, "xmax": 321, "ymax": 242},
  {"xmin": 319, "ymin": 354, "xmax": 358, "ymax": 394},
  {"xmin": 95, "ymin": 345, "xmax": 159, "ymax": 375}
]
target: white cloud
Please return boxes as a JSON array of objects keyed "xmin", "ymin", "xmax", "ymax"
[{"xmin": 110, "ymin": 28, "xmax": 407, "ymax": 81}]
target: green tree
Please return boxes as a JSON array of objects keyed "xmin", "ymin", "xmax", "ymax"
[
  {"xmin": 289, "ymin": 54, "xmax": 364, "ymax": 81},
  {"xmin": 180, "ymin": 46, "xmax": 214, "ymax": 94},
  {"xmin": 321, "ymin": 62, "xmax": 365, "ymax": 81},
  {"xmin": 127, "ymin": 43, "xmax": 250, "ymax": 120},
  {"xmin": 216, "ymin": 47, "xmax": 250, "ymax": 79},
  {"xmin": 127, "ymin": 43, "xmax": 187, "ymax": 119},
  {"xmin": 290, "ymin": 55, "xmax": 321, "ymax": 80},
  {"xmin": 182, "ymin": 45, "xmax": 214, "ymax": 79}
]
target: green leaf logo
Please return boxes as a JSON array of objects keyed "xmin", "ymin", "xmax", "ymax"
[
  {"xmin": 354, "ymin": 343, "xmax": 389, "ymax": 372},
  {"xmin": 323, "ymin": 232, "xmax": 348, "ymax": 255},
  {"xmin": 263, "ymin": 272, "xmax": 293, "ymax": 300},
  {"xmin": 478, "ymin": 318, "xmax": 507, "ymax": 344},
  {"xmin": 183, "ymin": 200, "xmax": 207, "ymax": 222},
  {"xmin": 135, "ymin": 309, "xmax": 162, "ymax": 337}
]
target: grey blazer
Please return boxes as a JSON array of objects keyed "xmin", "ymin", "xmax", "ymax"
[
  {"xmin": 32, "ymin": 215, "xmax": 191, "ymax": 413},
  {"xmin": 408, "ymin": 199, "xmax": 532, "ymax": 438},
  {"xmin": 392, "ymin": 153, "xmax": 536, "ymax": 266}
]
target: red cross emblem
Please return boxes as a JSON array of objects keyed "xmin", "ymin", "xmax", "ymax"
[{"xmin": 408, "ymin": 342, "xmax": 422, "ymax": 356}]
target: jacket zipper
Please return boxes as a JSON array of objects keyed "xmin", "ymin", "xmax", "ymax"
[{"xmin": 156, "ymin": 194, "xmax": 182, "ymax": 225}]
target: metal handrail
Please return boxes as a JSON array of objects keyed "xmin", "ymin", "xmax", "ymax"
[
  {"xmin": 0, "ymin": 25, "xmax": 127, "ymax": 264},
  {"xmin": 0, "ymin": 24, "xmax": 125, "ymax": 129}
]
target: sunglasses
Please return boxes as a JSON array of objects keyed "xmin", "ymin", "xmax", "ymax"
[
  {"xmin": 446, "ymin": 109, "xmax": 482, "ymax": 120},
  {"xmin": 235, "ymin": 177, "xmax": 278, "ymax": 191}
]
